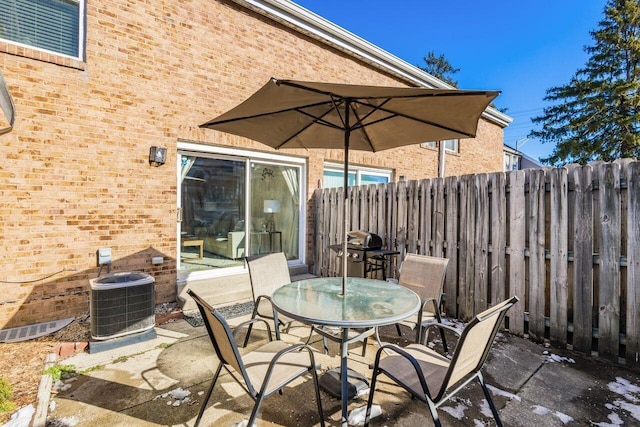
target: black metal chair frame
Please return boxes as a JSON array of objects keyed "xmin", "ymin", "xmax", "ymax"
[
  {"xmin": 187, "ymin": 289, "xmax": 325, "ymax": 427},
  {"xmin": 365, "ymin": 296, "xmax": 519, "ymax": 427}
]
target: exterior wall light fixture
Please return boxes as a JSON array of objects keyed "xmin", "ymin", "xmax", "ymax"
[{"xmin": 149, "ymin": 146, "xmax": 167, "ymax": 167}]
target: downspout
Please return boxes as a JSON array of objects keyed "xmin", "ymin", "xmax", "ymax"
[
  {"xmin": 0, "ymin": 70, "xmax": 16, "ymax": 135},
  {"xmin": 438, "ymin": 140, "xmax": 446, "ymax": 178}
]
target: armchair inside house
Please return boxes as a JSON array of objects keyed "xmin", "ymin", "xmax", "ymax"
[{"xmin": 200, "ymin": 212, "xmax": 245, "ymax": 259}]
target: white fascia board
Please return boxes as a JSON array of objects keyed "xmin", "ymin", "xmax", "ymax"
[{"xmin": 232, "ymin": 0, "xmax": 513, "ymax": 128}]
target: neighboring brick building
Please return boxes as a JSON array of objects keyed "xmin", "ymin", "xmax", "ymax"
[{"xmin": 0, "ymin": 0, "xmax": 511, "ymax": 328}]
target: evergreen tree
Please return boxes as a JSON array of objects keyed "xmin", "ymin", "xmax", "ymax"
[
  {"xmin": 418, "ymin": 51, "xmax": 460, "ymax": 87},
  {"xmin": 531, "ymin": 0, "xmax": 640, "ymax": 165}
]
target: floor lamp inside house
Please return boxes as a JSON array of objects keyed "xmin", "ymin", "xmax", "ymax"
[{"xmin": 264, "ymin": 199, "xmax": 280, "ymax": 233}]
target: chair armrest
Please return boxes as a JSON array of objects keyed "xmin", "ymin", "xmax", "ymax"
[
  {"xmin": 232, "ymin": 317, "xmax": 273, "ymax": 342},
  {"xmin": 372, "ymin": 344, "xmax": 433, "ymax": 396},
  {"xmin": 268, "ymin": 343, "xmax": 321, "ymax": 372},
  {"xmin": 423, "ymin": 322, "xmax": 461, "ymax": 337}
]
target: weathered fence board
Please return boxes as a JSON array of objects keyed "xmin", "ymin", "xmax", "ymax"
[
  {"xmin": 571, "ymin": 165, "xmax": 594, "ymax": 354},
  {"xmin": 626, "ymin": 162, "xmax": 640, "ymax": 367},
  {"xmin": 598, "ymin": 163, "xmax": 621, "ymax": 361},
  {"xmin": 312, "ymin": 159, "xmax": 640, "ymax": 365},
  {"xmin": 387, "ymin": 183, "xmax": 397, "ymax": 257},
  {"xmin": 419, "ymin": 180, "xmax": 432, "ymax": 255},
  {"xmin": 432, "ymin": 178, "xmax": 446, "ymax": 258},
  {"xmin": 527, "ymin": 169, "xmax": 546, "ymax": 342},
  {"xmin": 395, "ymin": 181, "xmax": 408, "ymax": 257},
  {"xmin": 489, "ymin": 173, "xmax": 506, "ymax": 308},
  {"xmin": 508, "ymin": 171, "xmax": 526, "ymax": 334},
  {"xmin": 458, "ymin": 174, "xmax": 476, "ymax": 320},
  {"xmin": 549, "ymin": 168, "xmax": 569, "ymax": 348},
  {"xmin": 407, "ymin": 180, "xmax": 419, "ymax": 254},
  {"xmin": 474, "ymin": 174, "xmax": 489, "ymax": 314},
  {"xmin": 444, "ymin": 176, "xmax": 459, "ymax": 316}
]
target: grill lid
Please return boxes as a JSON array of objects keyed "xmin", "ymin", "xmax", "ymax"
[{"xmin": 347, "ymin": 231, "xmax": 382, "ymax": 249}]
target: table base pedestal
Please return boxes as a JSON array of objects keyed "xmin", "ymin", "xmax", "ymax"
[{"xmin": 318, "ymin": 368, "xmax": 369, "ymax": 399}]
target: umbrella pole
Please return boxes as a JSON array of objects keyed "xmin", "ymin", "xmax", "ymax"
[{"xmin": 341, "ymin": 102, "xmax": 350, "ymax": 296}]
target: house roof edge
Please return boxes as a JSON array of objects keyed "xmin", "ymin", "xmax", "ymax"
[{"xmin": 231, "ymin": 0, "xmax": 513, "ymax": 128}]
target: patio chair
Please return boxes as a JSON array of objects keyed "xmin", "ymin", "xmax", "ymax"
[
  {"xmin": 246, "ymin": 253, "xmax": 369, "ymax": 356},
  {"xmin": 365, "ymin": 296, "xmax": 519, "ymax": 427},
  {"xmin": 393, "ymin": 253, "xmax": 449, "ymax": 352},
  {"xmin": 243, "ymin": 252, "xmax": 297, "ymax": 346},
  {"xmin": 187, "ymin": 289, "xmax": 325, "ymax": 427}
]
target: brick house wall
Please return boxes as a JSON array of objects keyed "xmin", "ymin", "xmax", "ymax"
[{"xmin": 0, "ymin": 0, "xmax": 505, "ymax": 328}]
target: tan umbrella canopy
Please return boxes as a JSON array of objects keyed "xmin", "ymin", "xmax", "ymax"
[{"xmin": 201, "ymin": 78, "xmax": 500, "ymax": 293}]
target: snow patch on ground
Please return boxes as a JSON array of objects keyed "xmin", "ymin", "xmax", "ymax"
[
  {"xmin": 3, "ymin": 404, "xmax": 35, "ymax": 427},
  {"xmin": 532, "ymin": 405, "xmax": 551, "ymax": 416},
  {"xmin": 532, "ymin": 405, "xmax": 573, "ymax": 423},
  {"xmin": 347, "ymin": 404, "xmax": 381, "ymax": 426},
  {"xmin": 542, "ymin": 351, "xmax": 575, "ymax": 364},
  {"xmin": 593, "ymin": 377, "xmax": 640, "ymax": 425},
  {"xmin": 607, "ymin": 377, "xmax": 640, "ymax": 421},
  {"xmin": 594, "ymin": 406, "xmax": 624, "ymax": 427},
  {"xmin": 154, "ymin": 387, "xmax": 192, "ymax": 407},
  {"xmin": 555, "ymin": 411, "xmax": 574, "ymax": 423},
  {"xmin": 479, "ymin": 399, "xmax": 494, "ymax": 418},
  {"xmin": 486, "ymin": 384, "xmax": 521, "ymax": 402},
  {"xmin": 440, "ymin": 402, "xmax": 468, "ymax": 419}
]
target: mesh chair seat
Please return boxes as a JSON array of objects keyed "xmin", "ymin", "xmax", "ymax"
[
  {"xmin": 376, "ymin": 343, "xmax": 450, "ymax": 400},
  {"xmin": 242, "ymin": 340, "xmax": 312, "ymax": 394},
  {"xmin": 365, "ymin": 296, "xmax": 519, "ymax": 427},
  {"xmin": 187, "ymin": 289, "xmax": 325, "ymax": 427}
]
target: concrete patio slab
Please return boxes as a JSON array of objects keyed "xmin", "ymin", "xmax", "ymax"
[{"xmin": 46, "ymin": 315, "xmax": 640, "ymax": 427}]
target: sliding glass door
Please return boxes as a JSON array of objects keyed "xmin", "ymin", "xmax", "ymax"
[
  {"xmin": 249, "ymin": 162, "xmax": 300, "ymax": 260},
  {"xmin": 178, "ymin": 151, "xmax": 303, "ymax": 276},
  {"xmin": 179, "ymin": 156, "xmax": 246, "ymax": 272}
]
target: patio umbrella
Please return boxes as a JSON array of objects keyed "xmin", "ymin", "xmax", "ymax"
[{"xmin": 200, "ymin": 78, "xmax": 499, "ymax": 294}]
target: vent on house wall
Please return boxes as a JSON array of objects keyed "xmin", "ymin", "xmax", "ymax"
[{"xmin": 89, "ymin": 271, "xmax": 155, "ymax": 340}]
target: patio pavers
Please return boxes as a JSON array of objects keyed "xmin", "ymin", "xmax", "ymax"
[{"xmin": 47, "ymin": 315, "xmax": 640, "ymax": 426}]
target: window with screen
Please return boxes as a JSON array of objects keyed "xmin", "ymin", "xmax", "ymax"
[
  {"xmin": 0, "ymin": 0, "xmax": 84, "ymax": 59},
  {"xmin": 323, "ymin": 163, "xmax": 392, "ymax": 188}
]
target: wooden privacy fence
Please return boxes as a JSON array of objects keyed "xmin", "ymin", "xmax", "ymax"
[{"xmin": 313, "ymin": 159, "xmax": 640, "ymax": 366}]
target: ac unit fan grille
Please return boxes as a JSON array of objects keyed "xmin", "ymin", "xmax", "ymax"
[{"xmin": 90, "ymin": 280, "xmax": 155, "ymax": 340}]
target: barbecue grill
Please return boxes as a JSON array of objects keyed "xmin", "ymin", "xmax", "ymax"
[{"xmin": 330, "ymin": 231, "xmax": 398, "ymax": 280}]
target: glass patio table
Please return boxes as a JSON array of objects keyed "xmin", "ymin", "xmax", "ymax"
[{"xmin": 271, "ymin": 276, "xmax": 420, "ymax": 427}]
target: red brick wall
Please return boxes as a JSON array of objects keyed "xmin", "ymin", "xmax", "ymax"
[{"xmin": 0, "ymin": 0, "xmax": 504, "ymax": 327}]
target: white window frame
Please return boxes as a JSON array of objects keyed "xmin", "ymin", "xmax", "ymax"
[
  {"xmin": 420, "ymin": 139, "xmax": 459, "ymax": 153},
  {"xmin": 0, "ymin": 0, "xmax": 86, "ymax": 61},
  {"xmin": 177, "ymin": 140, "xmax": 307, "ymax": 281},
  {"xmin": 323, "ymin": 162, "xmax": 393, "ymax": 188}
]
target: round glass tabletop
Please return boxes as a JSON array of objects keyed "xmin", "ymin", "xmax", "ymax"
[{"xmin": 271, "ymin": 277, "xmax": 420, "ymax": 328}]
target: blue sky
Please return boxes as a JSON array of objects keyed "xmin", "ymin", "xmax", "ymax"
[{"xmin": 294, "ymin": 0, "xmax": 607, "ymax": 163}]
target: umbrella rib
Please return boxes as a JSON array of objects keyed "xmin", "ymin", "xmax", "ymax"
[
  {"xmin": 349, "ymin": 98, "xmax": 395, "ymax": 151},
  {"xmin": 201, "ymin": 100, "xmax": 339, "ymax": 127},
  {"xmin": 274, "ymin": 100, "xmax": 345, "ymax": 150},
  {"xmin": 351, "ymin": 99, "xmax": 477, "ymax": 138}
]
